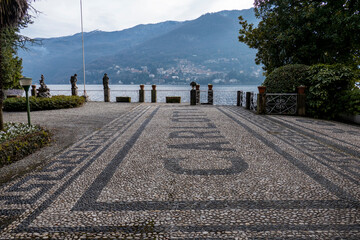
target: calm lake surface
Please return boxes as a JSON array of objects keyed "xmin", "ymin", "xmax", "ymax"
[{"xmin": 48, "ymin": 84, "xmax": 259, "ymax": 105}]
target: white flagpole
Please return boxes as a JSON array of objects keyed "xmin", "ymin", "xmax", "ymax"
[{"xmin": 80, "ymin": 0, "xmax": 87, "ymax": 98}]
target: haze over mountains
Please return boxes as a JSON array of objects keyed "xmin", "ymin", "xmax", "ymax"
[{"xmin": 19, "ymin": 8, "xmax": 263, "ymax": 85}]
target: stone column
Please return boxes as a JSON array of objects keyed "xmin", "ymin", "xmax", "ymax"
[
  {"xmin": 71, "ymin": 87, "xmax": 78, "ymax": 96},
  {"xmin": 196, "ymin": 84, "xmax": 200, "ymax": 105},
  {"xmin": 102, "ymin": 73, "xmax": 110, "ymax": 102},
  {"xmin": 151, "ymin": 85, "xmax": 157, "ymax": 103},
  {"xmin": 208, "ymin": 84, "xmax": 213, "ymax": 105},
  {"xmin": 31, "ymin": 85, "xmax": 37, "ymax": 97},
  {"xmin": 139, "ymin": 84, "xmax": 145, "ymax": 103},
  {"xmin": 257, "ymin": 86, "xmax": 266, "ymax": 114},
  {"xmin": 190, "ymin": 89, "xmax": 196, "ymax": 105},
  {"xmin": 297, "ymin": 86, "xmax": 306, "ymax": 116},
  {"xmin": 104, "ymin": 87, "xmax": 110, "ymax": 102},
  {"xmin": 237, "ymin": 91, "xmax": 243, "ymax": 106},
  {"xmin": 70, "ymin": 74, "xmax": 78, "ymax": 97},
  {"xmin": 245, "ymin": 92, "xmax": 251, "ymax": 110}
]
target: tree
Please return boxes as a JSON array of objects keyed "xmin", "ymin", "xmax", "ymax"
[
  {"xmin": 1, "ymin": 27, "xmax": 24, "ymax": 90},
  {"xmin": 239, "ymin": 0, "xmax": 360, "ymax": 74},
  {"xmin": 0, "ymin": 0, "xmax": 32, "ymax": 130}
]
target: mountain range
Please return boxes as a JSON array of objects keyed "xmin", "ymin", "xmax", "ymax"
[{"xmin": 19, "ymin": 8, "xmax": 263, "ymax": 85}]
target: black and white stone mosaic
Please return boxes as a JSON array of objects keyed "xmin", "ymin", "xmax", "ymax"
[{"xmin": 0, "ymin": 104, "xmax": 359, "ymax": 239}]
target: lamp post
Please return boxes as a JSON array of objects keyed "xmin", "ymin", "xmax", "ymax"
[
  {"xmin": 19, "ymin": 77, "xmax": 32, "ymax": 126},
  {"xmin": 80, "ymin": 0, "xmax": 88, "ymax": 100}
]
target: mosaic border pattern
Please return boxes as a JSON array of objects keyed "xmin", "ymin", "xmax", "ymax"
[{"xmin": 1, "ymin": 105, "xmax": 359, "ymax": 237}]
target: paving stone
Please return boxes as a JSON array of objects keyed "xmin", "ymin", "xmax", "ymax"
[{"xmin": 0, "ymin": 104, "xmax": 359, "ymax": 238}]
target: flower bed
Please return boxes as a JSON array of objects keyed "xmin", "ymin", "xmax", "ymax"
[{"xmin": 0, "ymin": 123, "xmax": 51, "ymax": 168}]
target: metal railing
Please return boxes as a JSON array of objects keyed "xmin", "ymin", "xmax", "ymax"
[
  {"xmin": 250, "ymin": 92, "xmax": 257, "ymax": 111},
  {"xmin": 265, "ymin": 93, "xmax": 297, "ymax": 115}
]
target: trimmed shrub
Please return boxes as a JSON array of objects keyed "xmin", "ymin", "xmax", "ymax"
[
  {"xmin": 306, "ymin": 64, "xmax": 358, "ymax": 119},
  {"xmin": 3, "ymin": 95, "xmax": 86, "ymax": 112},
  {"xmin": 0, "ymin": 126, "xmax": 51, "ymax": 168},
  {"xmin": 263, "ymin": 64, "xmax": 310, "ymax": 93},
  {"xmin": 116, "ymin": 97, "xmax": 131, "ymax": 102},
  {"xmin": 166, "ymin": 96, "xmax": 181, "ymax": 103}
]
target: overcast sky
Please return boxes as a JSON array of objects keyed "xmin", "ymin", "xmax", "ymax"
[{"xmin": 21, "ymin": 0, "xmax": 254, "ymax": 38}]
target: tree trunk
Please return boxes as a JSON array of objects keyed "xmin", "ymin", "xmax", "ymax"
[
  {"xmin": 0, "ymin": 97, "xmax": 3, "ymax": 131},
  {"xmin": 0, "ymin": 30, "xmax": 4, "ymax": 131}
]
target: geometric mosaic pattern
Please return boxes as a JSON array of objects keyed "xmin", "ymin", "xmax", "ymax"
[
  {"xmin": 266, "ymin": 94, "xmax": 297, "ymax": 115},
  {"xmin": 0, "ymin": 105, "xmax": 359, "ymax": 238}
]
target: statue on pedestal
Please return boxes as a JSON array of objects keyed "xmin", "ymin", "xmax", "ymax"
[
  {"xmin": 103, "ymin": 73, "xmax": 109, "ymax": 89},
  {"xmin": 37, "ymin": 75, "xmax": 51, "ymax": 98},
  {"xmin": 70, "ymin": 74, "xmax": 78, "ymax": 96},
  {"xmin": 103, "ymin": 73, "xmax": 110, "ymax": 102}
]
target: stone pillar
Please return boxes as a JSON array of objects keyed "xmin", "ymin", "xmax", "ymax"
[
  {"xmin": 257, "ymin": 86, "xmax": 266, "ymax": 114},
  {"xmin": 245, "ymin": 92, "xmax": 251, "ymax": 110},
  {"xmin": 70, "ymin": 74, "xmax": 78, "ymax": 96},
  {"xmin": 71, "ymin": 87, "xmax": 78, "ymax": 96},
  {"xmin": 151, "ymin": 85, "xmax": 157, "ymax": 103},
  {"xmin": 208, "ymin": 84, "xmax": 213, "ymax": 105},
  {"xmin": 196, "ymin": 84, "xmax": 200, "ymax": 105},
  {"xmin": 102, "ymin": 73, "xmax": 110, "ymax": 102},
  {"xmin": 139, "ymin": 84, "xmax": 145, "ymax": 103},
  {"xmin": 190, "ymin": 89, "xmax": 196, "ymax": 105},
  {"xmin": 103, "ymin": 73, "xmax": 110, "ymax": 102},
  {"xmin": 297, "ymin": 86, "xmax": 306, "ymax": 116},
  {"xmin": 104, "ymin": 88, "xmax": 110, "ymax": 102},
  {"xmin": 237, "ymin": 91, "xmax": 243, "ymax": 106},
  {"xmin": 31, "ymin": 85, "xmax": 37, "ymax": 97}
]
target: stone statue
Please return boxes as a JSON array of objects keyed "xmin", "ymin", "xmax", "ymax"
[
  {"xmin": 70, "ymin": 74, "xmax": 78, "ymax": 96},
  {"xmin": 70, "ymin": 74, "xmax": 78, "ymax": 88},
  {"xmin": 103, "ymin": 73, "xmax": 109, "ymax": 89},
  {"xmin": 37, "ymin": 74, "xmax": 51, "ymax": 98},
  {"xmin": 103, "ymin": 73, "xmax": 110, "ymax": 102}
]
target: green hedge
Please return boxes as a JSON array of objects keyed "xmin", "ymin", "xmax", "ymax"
[
  {"xmin": 166, "ymin": 96, "xmax": 181, "ymax": 103},
  {"xmin": 263, "ymin": 64, "xmax": 359, "ymax": 119},
  {"xmin": 0, "ymin": 129, "xmax": 51, "ymax": 168},
  {"xmin": 263, "ymin": 64, "xmax": 310, "ymax": 93},
  {"xmin": 4, "ymin": 95, "xmax": 86, "ymax": 112},
  {"xmin": 306, "ymin": 64, "xmax": 358, "ymax": 119}
]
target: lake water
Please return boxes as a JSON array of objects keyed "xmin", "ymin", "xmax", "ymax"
[{"xmin": 48, "ymin": 84, "xmax": 259, "ymax": 105}]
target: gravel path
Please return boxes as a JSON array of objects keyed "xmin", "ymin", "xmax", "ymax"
[
  {"xmin": 0, "ymin": 103, "xmax": 359, "ymax": 238},
  {"xmin": 1, "ymin": 102, "xmax": 139, "ymax": 184}
]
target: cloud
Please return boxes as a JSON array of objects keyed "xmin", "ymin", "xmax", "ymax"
[{"xmin": 21, "ymin": 0, "xmax": 254, "ymax": 38}]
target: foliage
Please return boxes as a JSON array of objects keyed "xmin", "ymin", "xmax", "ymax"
[
  {"xmin": 0, "ymin": 123, "xmax": 51, "ymax": 168},
  {"xmin": 166, "ymin": 97, "xmax": 181, "ymax": 103},
  {"xmin": 263, "ymin": 64, "xmax": 309, "ymax": 93},
  {"xmin": 116, "ymin": 97, "xmax": 131, "ymax": 103},
  {"xmin": 0, "ymin": 122, "xmax": 40, "ymax": 143},
  {"xmin": 1, "ymin": 28, "xmax": 23, "ymax": 89},
  {"xmin": 239, "ymin": 0, "xmax": 360, "ymax": 74},
  {"xmin": 3, "ymin": 95, "xmax": 86, "ymax": 112},
  {"xmin": 0, "ymin": 0, "xmax": 36, "ymax": 130},
  {"xmin": 306, "ymin": 64, "xmax": 358, "ymax": 119},
  {"xmin": 339, "ymin": 88, "xmax": 360, "ymax": 116}
]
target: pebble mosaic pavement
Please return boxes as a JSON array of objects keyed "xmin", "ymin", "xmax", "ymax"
[{"xmin": 0, "ymin": 104, "xmax": 359, "ymax": 239}]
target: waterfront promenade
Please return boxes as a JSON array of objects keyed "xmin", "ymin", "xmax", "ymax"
[{"xmin": 1, "ymin": 103, "xmax": 360, "ymax": 239}]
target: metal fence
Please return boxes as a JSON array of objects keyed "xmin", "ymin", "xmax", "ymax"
[
  {"xmin": 265, "ymin": 93, "xmax": 297, "ymax": 115},
  {"xmin": 250, "ymin": 92, "xmax": 257, "ymax": 112}
]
